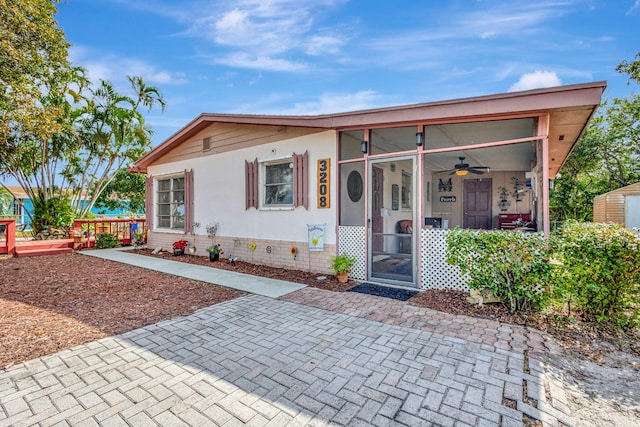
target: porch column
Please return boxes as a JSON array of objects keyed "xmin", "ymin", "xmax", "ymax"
[{"xmin": 540, "ymin": 114, "xmax": 550, "ymax": 236}]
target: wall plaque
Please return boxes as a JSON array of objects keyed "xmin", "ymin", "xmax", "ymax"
[{"xmin": 440, "ymin": 196, "xmax": 456, "ymax": 202}]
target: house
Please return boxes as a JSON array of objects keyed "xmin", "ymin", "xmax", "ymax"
[
  {"xmin": 593, "ymin": 182, "xmax": 640, "ymax": 229},
  {"xmin": 1, "ymin": 186, "xmax": 136, "ymax": 229},
  {"xmin": 132, "ymin": 81, "xmax": 606, "ymax": 290}
]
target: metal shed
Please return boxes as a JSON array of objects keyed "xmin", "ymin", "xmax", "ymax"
[{"xmin": 593, "ymin": 182, "xmax": 640, "ymax": 228}]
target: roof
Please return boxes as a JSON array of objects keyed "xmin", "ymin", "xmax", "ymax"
[
  {"xmin": 594, "ymin": 182, "xmax": 640, "ymax": 200},
  {"xmin": 1, "ymin": 186, "xmax": 90, "ymax": 200},
  {"xmin": 132, "ymin": 81, "xmax": 607, "ymax": 174}
]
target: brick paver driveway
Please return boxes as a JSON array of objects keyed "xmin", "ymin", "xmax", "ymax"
[{"xmin": 0, "ymin": 290, "xmax": 567, "ymax": 426}]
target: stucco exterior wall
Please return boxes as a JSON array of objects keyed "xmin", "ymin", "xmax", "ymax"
[{"xmin": 146, "ymin": 130, "xmax": 338, "ymax": 273}]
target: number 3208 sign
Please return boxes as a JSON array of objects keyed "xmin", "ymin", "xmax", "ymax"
[{"xmin": 317, "ymin": 158, "xmax": 330, "ymax": 209}]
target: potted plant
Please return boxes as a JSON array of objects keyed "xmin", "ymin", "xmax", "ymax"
[
  {"xmin": 132, "ymin": 231, "xmax": 146, "ymax": 249},
  {"xmin": 331, "ymin": 253, "xmax": 356, "ymax": 283},
  {"xmin": 172, "ymin": 239, "xmax": 189, "ymax": 256},
  {"xmin": 206, "ymin": 243, "xmax": 223, "ymax": 261}
]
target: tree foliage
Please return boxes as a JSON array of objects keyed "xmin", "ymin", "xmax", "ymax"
[
  {"xmin": 0, "ymin": 0, "xmax": 71, "ymax": 146},
  {"xmin": 550, "ymin": 52, "xmax": 640, "ymax": 221},
  {"xmin": 62, "ymin": 76, "xmax": 165, "ymax": 217},
  {"xmin": 93, "ymin": 168, "xmax": 146, "ymax": 214}
]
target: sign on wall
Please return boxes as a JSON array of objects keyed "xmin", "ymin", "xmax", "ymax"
[
  {"xmin": 317, "ymin": 158, "xmax": 331, "ymax": 208},
  {"xmin": 308, "ymin": 224, "xmax": 325, "ymax": 251}
]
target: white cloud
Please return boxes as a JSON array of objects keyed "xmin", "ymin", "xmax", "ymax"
[
  {"xmin": 508, "ymin": 71, "xmax": 561, "ymax": 92},
  {"xmin": 69, "ymin": 46, "xmax": 188, "ymax": 86},
  {"xmin": 629, "ymin": 0, "xmax": 640, "ymax": 14},
  {"xmin": 262, "ymin": 90, "xmax": 386, "ymax": 115},
  {"xmin": 213, "ymin": 53, "xmax": 308, "ymax": 72},
  {"xmin": 181, "ymin": 0, "xmax": 350, "ymax": 71}
]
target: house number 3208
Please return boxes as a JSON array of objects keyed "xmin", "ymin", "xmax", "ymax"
[{"xmin": 317, "ymin": 158, "xmax": 330, "ymax": 209}]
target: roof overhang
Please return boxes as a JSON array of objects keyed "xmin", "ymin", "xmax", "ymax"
[{"xmin": 131, "ymin": 81, "xmax": 606, "ymax": 174}]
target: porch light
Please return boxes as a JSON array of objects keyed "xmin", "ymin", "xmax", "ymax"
[
  {"xmin": 455, "ymin": 169, "xmax": 469, "ymax": 176},
  {"xmin": 361, "ymin": 140, "xmax": 368, "ymax": 153},
  {"xmin": 416, "ymin": 132, "xmax": 423, "ymax": 147}
]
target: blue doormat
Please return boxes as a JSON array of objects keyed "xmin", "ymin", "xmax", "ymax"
[{"xmin": 347, "ymin": 283, "xmax": 418, "ymax": 301}]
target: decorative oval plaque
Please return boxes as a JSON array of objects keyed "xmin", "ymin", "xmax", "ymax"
[{"xmin": 347, "ymin": 170, "xmax": 363, "ymax": 202}]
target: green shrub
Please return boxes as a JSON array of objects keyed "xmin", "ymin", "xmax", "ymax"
[
  {"xmin": 446, "ymin": 228, "xmax": 555, "ymax": 312},
  {"xmin": 95, "ymin": 233, "xmax": 121, "ymax": 249},
  {"xmin": 553, "ymin": 221, "xmax": 640, "ymax": 328},
  {"xmin": 31, "ymin": 196, "xmax": 75, "ymax": 233}
]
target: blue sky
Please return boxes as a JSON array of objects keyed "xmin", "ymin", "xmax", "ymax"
[{"xmin": 56, "ymin": 0, "xmax": 640, "ymax": 147}]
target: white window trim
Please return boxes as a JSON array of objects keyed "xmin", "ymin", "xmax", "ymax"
[
  {"xmin": 154, "ymin": 172, "xmax": 186, "ymax": 232},
  {"xmin": 259, "ymin": 156, "xmax": 295, "ymax": 210}
]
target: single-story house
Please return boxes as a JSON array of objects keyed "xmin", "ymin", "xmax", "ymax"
[
  {"xmin": 593, "ymin": 182, "xmax": 640, "ymax": 229},
  {"xmin": 132, "ymin": 81, "xmax": 606, "ymax": 290}
]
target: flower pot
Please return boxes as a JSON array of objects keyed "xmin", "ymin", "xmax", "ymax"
[
  {"xmin": 209, "ymin": 252, "xmax": 219, "ymax": 262},
  {"xmin": 173, "ymin": 248, "xmax": 184, "ymax": 256},
  {"xmin": 336, "ymin": 271, "xmax": 349, "ymax": 283}
]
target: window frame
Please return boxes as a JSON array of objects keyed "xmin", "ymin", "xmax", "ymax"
[
  {"xmin": 260, "ymin": 157, "xmax": 295, "ymax": 210},
  {"xmin": 156, "ymin": 174, "xmax": 185, "ymax": 230}
]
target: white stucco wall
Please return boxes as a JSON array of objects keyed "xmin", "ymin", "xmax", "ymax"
[{"xmin": 148, "ymin": 130, "xmax": 337, "ymax": 245}]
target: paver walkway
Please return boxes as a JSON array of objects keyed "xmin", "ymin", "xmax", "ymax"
[{"xmin": 1, "ymin": 290, "xmax": 572, "ymax": 426}]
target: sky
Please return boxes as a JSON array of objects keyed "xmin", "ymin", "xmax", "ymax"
[{"xmin": 55, "ymin": 0, "xmax": 640, "ymax": 148}]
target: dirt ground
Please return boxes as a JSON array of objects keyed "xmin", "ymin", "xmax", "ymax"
[{"xmin": 1, "ymin": 249, "xmax": 639, "ymax": 424}]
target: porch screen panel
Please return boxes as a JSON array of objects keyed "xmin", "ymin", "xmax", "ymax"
[
  {"xmin": 339, "ymin": 162, "xmax": 365, "ymax": 226},
  {"xmin": 339, "ymin": 130, "xmax": 365, "ymax": 160}
]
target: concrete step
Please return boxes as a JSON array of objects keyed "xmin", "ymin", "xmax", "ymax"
[{"xmin": 15, "ymin": 247, "xmax": 74, "ymax": 257}]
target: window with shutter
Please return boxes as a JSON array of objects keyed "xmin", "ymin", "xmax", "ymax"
[{"xmin": 245, "ymin": 151, "xmax": 308, "ymax": 210}]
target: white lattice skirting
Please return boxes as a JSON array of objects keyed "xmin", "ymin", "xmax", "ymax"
[
  {"xmin": 338, "ymin": 226, "xmax": 469, "ymax": 290},
  {"xmin": 420, "ymin": 229, "xmax": 469, "ymax": 291},
  {"xmin": 337, "ymin": 226, "xmax": 366, "ymax": 280}
]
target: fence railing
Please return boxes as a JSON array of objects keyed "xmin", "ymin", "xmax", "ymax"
[
  {"xmin": 72, "ymin": 218, "xmax": 147, "ymax": 247},
  {"xmin": 0, "ymin": 219, "xmax": 16, "ymax": 255}
]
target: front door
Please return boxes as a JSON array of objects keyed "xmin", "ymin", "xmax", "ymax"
[
  {"xmin": 463, "ymin": 179, "xmax": 492, "ymax": 229},
  {"xmin": 369, "ymin": 157, "xmax": 416, "ymax": 286}
]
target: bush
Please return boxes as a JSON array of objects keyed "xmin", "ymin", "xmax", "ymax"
[
  {"xmin": 553, "ymin": 221, "xmax": 640, "ymax": 328},
  {"xmin": 446, "ymin": 228, "xmax": 555, "ymax": 312},
  {"xmin": 95, "ymin": 233, "xmax": 121, "ymax": 249},
  {"xmin": 31, "ymin": 196, "xmax": 75, "ymax": 233}
]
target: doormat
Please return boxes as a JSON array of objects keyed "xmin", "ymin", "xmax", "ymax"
[{"xmin": 347, "ymin": 283, "xmax": 418, "ymax": 301}]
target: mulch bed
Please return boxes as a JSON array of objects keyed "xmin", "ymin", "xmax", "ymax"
[
  {"xmin": 134, "ymin": 248, "xmax": 355, "ymax": 292},
  {"xmin": 0, "ymin": 253, "xmax": 244, "ymax": 369},
  {"xmin": 2, "ymin": 249, "xmax": 638, "ymax": 369}
]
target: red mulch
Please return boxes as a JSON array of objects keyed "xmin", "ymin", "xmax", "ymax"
[
  {"xmin": 1, "ymin": 249, "xmax": 638, "ymax": 369},
  {"xmin": 0, "ymin": 253, "xmax": 243, "ymax": 369}
]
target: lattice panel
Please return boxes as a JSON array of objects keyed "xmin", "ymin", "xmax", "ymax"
[
  {"xmin": 420, "ymin": 229, "xmax": 469, "ymax": 291},
  {"xmin": 338, "ymin": 226, "xmax": 366, "ymax": 280}
]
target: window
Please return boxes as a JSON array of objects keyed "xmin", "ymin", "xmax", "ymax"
[
  {"xmin": 157, "ymin": 176, "xmax": 185, "ymax": 229},
  {"xmin": 401, "ymin": 171, "xmax": 412, "ymax": 209},
  {"xmin": 264, "ymin": 160, "xmax": 293, "ymax": 207},
  {"xmin": 245, "ymin": 151, "xmax": 308, "ymax": 210}
]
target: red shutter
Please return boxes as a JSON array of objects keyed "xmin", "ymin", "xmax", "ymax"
[
  {"xmin": 145, "ymin": 175, "xmax": 153, "ymax": 229},
  {"xmin": 184, "ymin": 169, "xmax": 194, "ymax": 233},
  {"xmin": 245, "ymin": 159, "xmax": 258, "ymax": 209},
  {"xmin": 293, "ymin": 151, "xmax": 309, "ymax": 209}
]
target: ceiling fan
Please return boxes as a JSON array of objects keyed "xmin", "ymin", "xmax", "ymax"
[{"xmin": 446, "ymin": 157, "xmax": 490, "ymax": 176}]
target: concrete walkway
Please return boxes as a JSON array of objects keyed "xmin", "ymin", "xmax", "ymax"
[
  {"xmin": 80, "ymin": 248, "xmax": 306, "ymax": 298},
  {"xmin": 0, "ymin": 249, "xmax": 578, "ymax": 426}
]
